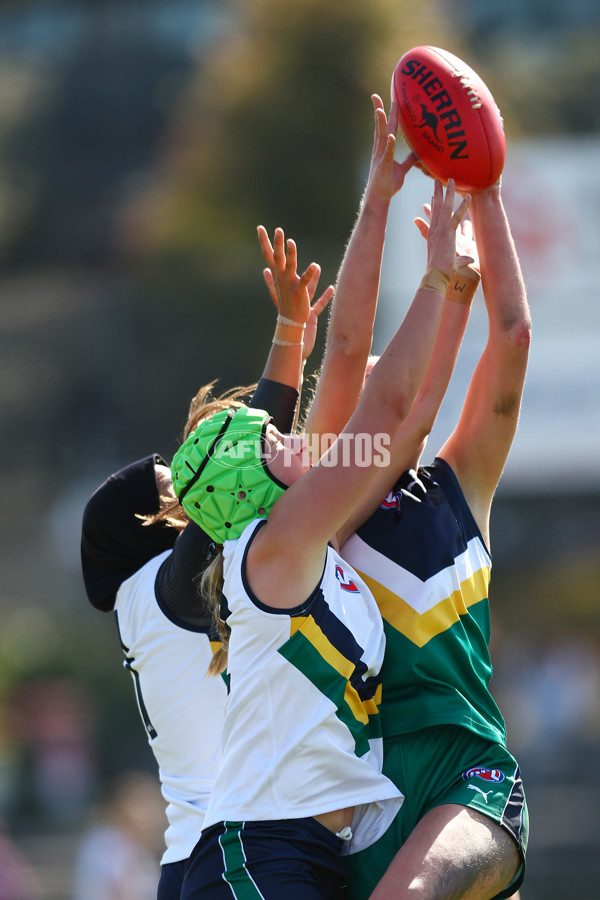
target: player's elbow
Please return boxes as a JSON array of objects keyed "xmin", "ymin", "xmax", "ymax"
[
  {"xmin": 328, "ymin": 326, "xmax": 372, "ymax": 361},
  {"xmin": 508, "ymin": 314, "xmax": 532, "ymax": 353},
  {"xmin": 404, "ymin": 403, "xmax": 437, "ymax": 452},
  {"xmin": 387, "ymin": 391, "xmax": 413, "ymax": 425},
  {"xmin": 494, "ymin": 313, "xmax": 531, "ymax": 356}
]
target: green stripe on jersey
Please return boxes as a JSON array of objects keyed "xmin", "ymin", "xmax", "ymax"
[
  {"xmin": 219, "ymin": 822, "xmax": 265, "ymax": 899},
  {"xmin": 279, "ymin": 628, "xmax": 375, "ymax": 756},
  {"xmin": 379, "ymin": 601, "xmax": 506, "ymax": 744}
]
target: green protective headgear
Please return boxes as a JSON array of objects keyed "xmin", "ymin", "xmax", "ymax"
[{"xmin": 171, "ymin": 406, "xmax": 286, "ymax": 544}]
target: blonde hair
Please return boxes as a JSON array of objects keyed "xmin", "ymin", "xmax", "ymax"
[{"xmin": 200, "ymin": 550, "xmax": 229, "ymax": 676}]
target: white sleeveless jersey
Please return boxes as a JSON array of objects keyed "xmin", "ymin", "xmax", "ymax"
[
  {"xmin": 202, "ymin": 520, "xmax": 403, "ymax": 855},
  {"xmin": 114, "ymin": 551, "xmax": 227, "ymax": 864}
]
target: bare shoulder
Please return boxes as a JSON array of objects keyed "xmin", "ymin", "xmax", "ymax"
[{"xmin": 245, "ymin": 516, "xmax": 328, "ymax": 610}]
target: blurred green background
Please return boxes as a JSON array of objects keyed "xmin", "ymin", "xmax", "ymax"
[{"xmin": 0, "ymin": 0, "xmax": 599, "ymax": 897}]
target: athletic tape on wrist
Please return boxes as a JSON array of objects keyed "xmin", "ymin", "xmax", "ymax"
[
  {"xmin": 272, "ymin": 337, "xmax": 304, "ymax": 347},
  {"xmin": 277, "ymin": 314, "xmax": 305, "ymax": 328},
  {"xmin": 419, "ymin": 267, "xmax": 451, "ymax": 294},
  {"xmin": 446, "ymin": 265, "xmax": 480, "ymax": 306}
]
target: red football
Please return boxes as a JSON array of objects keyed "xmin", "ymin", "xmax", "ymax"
[{"xmin": 391, "ymin": 46, "xmax": 505, "ymax": 192}]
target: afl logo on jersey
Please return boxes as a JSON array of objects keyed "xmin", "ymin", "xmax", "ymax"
[
  {"xmin": 335, "ymin": 565, "xmax": 360, "ymax": 593},
  {"xmin": 380, "ymin": 490, "xmax": 402, "ymax": 512},
  {"xmin": 462, "ymin": 767, "xmax": 505, "ymax": 783}
]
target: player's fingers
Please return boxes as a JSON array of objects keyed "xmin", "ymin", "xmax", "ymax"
[
  {"xmin": 297, "ymin": 262, "xmax": 319, "ymax": 292},
  {"xmin": 273, "ymin": 227, "xmax": 286, "ymax": 273},
  {"xmin": 370, "ymin": 97, "xmax": 386, "ymax": 161},
  {"xmin": 305, "ymin": 264, "xmax": 322, "ymax": 301},
  {"xmin": 452, "ymin": 193, "xmax": 472, "ymax": 227},
  {"xmin": 383, "ymin": 132, "xmax": 396, "ymax": 164},
  {"xmin": 257, "ymin": 225, "xmax": 275, "ymax": 267},
  {"xmin": 413, "ymin": 218, "xmax": 430, "ymax": 240},
  {"xmin": 429, "ymin": 180, "xmax": 443, "ymax": 224},
  {"xmin": 396, "ymin": 151, "xmax": 416, "ymax": 176},
  {"xmin": 373, "ymin": 107, "xmax": 389, "ymax": 156},
  {"xmin": 285, "ymin": 238, "xmax": 298, "ymax": 279},
  {"xmin": 443, "ymin": 177, "xmax": 456, "ymax": 214},
  {"xmin": 371, "ymin": 93, "xmax": 384, "ymax": 112},
  {"xmin": 312, "ymin": 285, "xmax": 335, "ymax": 317},
  {"xmin": 262, "ymin": 268, "xmax": 279, "ymax": 308}
]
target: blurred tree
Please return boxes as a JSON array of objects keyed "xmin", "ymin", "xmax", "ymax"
[
  {"xmin": 109, "ymin": 0, "xmax": 460, "ymax": 440},
  {"xmin": 122, "ymin": 0, "xmax": 455, "ymax": 285},
  {"xmin": 441, "ymin": 0, "xmax": 600, "ymax": 137}
]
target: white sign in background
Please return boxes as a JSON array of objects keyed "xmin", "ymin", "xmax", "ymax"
[{"xmin": 377, "ymin": 137, "xmax": 600, "ymax": 493}]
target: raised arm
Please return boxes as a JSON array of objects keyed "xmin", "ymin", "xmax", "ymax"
[
  {"xmin": 437, "ymin": 182, "xmax": 531, "ymax": 545},
  {"xmin": 301, "ymin": 94, "xmax": 416, "ymax": 446},
  {"xmin": 249, "ymin": 181, "xmax": 470, "ymax": 607},
  {"xmin": 337, "ymin": 210, "xmax": 480, "ymax": 545},
  {"xmin": 252, "ymin": 228, "xmax": 333, "ymax": 431}
]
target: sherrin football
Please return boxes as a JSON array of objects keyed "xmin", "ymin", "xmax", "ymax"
[{"xmin": 392, "ymin": 46, "xmax": 505, "ymax": 192}]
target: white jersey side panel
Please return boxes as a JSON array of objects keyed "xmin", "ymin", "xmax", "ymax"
[
  {"xmin": 202, "ymin": 520, "xmax": 403, "ymax": 855},
  {"xmin": 115, "ymin": 551, "xmax": 227, "ymax": 864}
]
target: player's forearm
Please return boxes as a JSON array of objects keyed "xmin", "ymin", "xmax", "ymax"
[
  {"xmin": 404, "ymin": 295, "xmax": 471, "ymax": 435},
  {"xmin": 363, "ymin": 282, "xmax": 446, "ymax": 426},
  {"xmin": 250, "ymin": 378, "xmax": 299, "ymax": 434},
  {"xmin": 361, "ymin": 175, "xmax": 470, "ymax": 427},
  {"xmin": 469, "ymin": 189, "xmax": 530, "ymax": 334},
  {"xmin": 259, "ymin": 319, "xmax": 305, "ymax": 388},
  {"xmin": 325, "ymin": 195, "xmax": 390, "ymax": 358},
  {"xmin": 303, "ymin": 196, "xmax": 389, "ymax": 441}
]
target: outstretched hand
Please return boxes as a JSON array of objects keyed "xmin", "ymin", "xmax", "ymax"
[
  {"xmin": 415, "ymin": 197, "xmax": 480, "ymax": 275},
  {"xmin": 302, "ymin": 278, "xmax": 333, "ymax": 360},
  {"xmin": 364, "ymin": 94, "xmax": 416, "ymax": 206},
  {"xmin": 418, "ymin": 179, "xmax": 472, "ymax": 277},
  {"xmin": 257, "ymin": 225, "xmax": 334, "ymax": 360}
]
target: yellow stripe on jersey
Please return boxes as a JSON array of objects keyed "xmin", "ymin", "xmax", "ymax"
[
  {"xmin": 291, "ymin": 614, "xmax": 377, "ymax": 725},
  {"xmin": 289, "ymin": 617, "xmax": 306, "ymax": 636},
  {"xmin": 364, "ymin": 683, "xmax": 383, "ymax": 717},
  {"xmin": 357, "ymin": 566, "xmax": 490, "ymax": 648}
]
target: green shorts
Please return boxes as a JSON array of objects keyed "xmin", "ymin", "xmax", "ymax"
[{"xmin": 348, "ymin": 725, "xmax": 528, "ymax": 900}]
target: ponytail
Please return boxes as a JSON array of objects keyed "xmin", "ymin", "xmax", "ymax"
[{"xmin": 200, "ymin": 548, "xmax": 230, "ymax": 676}]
